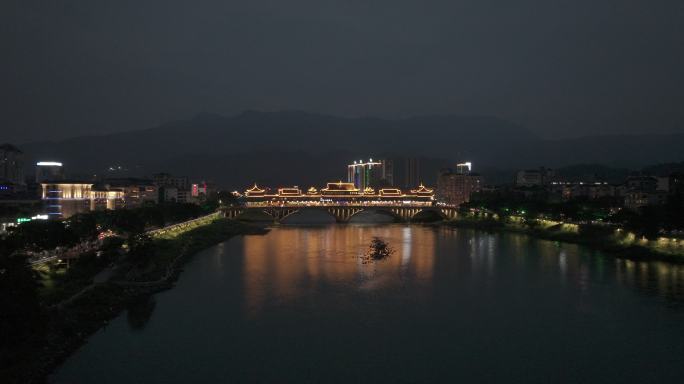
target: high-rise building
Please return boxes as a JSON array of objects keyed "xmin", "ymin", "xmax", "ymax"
[
  {"xmin": 36, "ymin": 161, "xmax": 65, "ymax": 183},
  {"xmin": 0, "ymin": 143, "xmax": 25, "ymax": 185},
  {"xmin": 380, "ymin": 159, "xmax": 394, "ymax": 187},
  {"xmin": 436, "ymin": 163, "xmax": 481, "ymax": 207},
  {"xmin": 403, "ymin": 158, "xmax": 421, "ymax": 188},
  {"xmin": 347, "ymin": 159, "xmax": 383, "ymax": 190},
  {"xmin": 456, "ymin": 162, "xmax": 472, "ymax": 175}
]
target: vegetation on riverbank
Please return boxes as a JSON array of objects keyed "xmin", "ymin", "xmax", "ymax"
[
  {"xmin": 447, "ymin": 213, "xmax": 684, "ymax": 263},
  {"xmin": 0, "ymin": 217, "xmax": 266, "ymax": 384}
]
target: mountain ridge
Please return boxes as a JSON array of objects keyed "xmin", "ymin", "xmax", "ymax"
[{"xmin": 16, "ymin": 111, "xmax": 684, "ymax": 188}]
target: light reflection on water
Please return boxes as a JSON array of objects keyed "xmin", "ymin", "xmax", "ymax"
[{"xmin": 51, "ymin": 225, "xmax": 684, "ymax": 384}]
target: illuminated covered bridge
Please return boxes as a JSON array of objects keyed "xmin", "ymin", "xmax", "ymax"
[{"xmin": 221, "ymin": 182, "xmax": 458, "ymax": 223}]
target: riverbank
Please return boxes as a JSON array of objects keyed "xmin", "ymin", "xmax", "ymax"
[
  {"xmin": 3, "ymin": 218, "xmax": 267, "ymax": 384},
  {"xmin": 444, "ymin": 215, "xmax": 684, "ymax": 263}
]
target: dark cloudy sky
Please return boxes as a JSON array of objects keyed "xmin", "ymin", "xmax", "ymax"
[{"xmin": 3, "ymin": 0, "xmax": 683, "ymax": 143}]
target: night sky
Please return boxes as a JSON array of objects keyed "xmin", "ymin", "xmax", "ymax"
[{"xmin": 3, "ymin": 0, "xmax": 684, "ymax": 143}]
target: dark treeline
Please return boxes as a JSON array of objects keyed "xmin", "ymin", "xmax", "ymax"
[
  {"xmin": 0, "ymin": 202, "xmax": 215, "ymax": 374},
  {"xmin": 3, "ymin": 203, "xmax": 213, "ymax": 253},
  {"xmin": 464, "ymin": 190, "xmax": 684, "ymax": 239}
]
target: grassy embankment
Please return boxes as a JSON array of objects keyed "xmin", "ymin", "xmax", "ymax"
[{"xmin": 447, "ymin": 213, "xmax": 684, "ymax": 262}]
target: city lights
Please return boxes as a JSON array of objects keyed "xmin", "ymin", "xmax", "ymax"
[{"xmin": 36, "ymin": 161, "xmax": 63, "ymax": 166}]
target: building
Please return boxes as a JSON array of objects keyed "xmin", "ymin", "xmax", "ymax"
[
  {"xmin": 403, "ymin": 158, "xmax": 421, "ymax": 188},
  {"xmin": 41, "ymin": 181, "xmax": 93, "ymax": 218},
  {"xmin": 625, "ymin": 190, "xmax": 668, "ymax": 210},
  {"xmin": 40, "ymin": 180, "xmax": 142, "ymax": 218},
  {"xmin": 191, "ymin": 181, "xmax": 217, "ymax": 202},
  {"xmin": 656, "ymin": 176, "xmax": 670, "ymax": 192},
  {"xmin": 625, "ymin": 175, "xmax": 658, "ymax": 191},
  {"xmin": 0, "ymin": 182, "xmax": 27, "ymax": 197},
  {"xmin": 177, "ymin": 189, "xmax": 197, "ymax": 204},
  {"xmin": 90, "ymin": 187, "xmax": 125, "ymax": 211},
  {"xmin": 153, "ymin": 173, "xmax": 191, "ymax": 203},
  {"xmin": 101, "ymin": 178, "xmax": 158, "ymax": 208},
  {"xmin": 347, "ymin": 159, "xmax": 384, "ymax": 190},
  {"xmin": 623, "ymin": 175, "xmax": 667, "ymax": 210},
  {"xmin": 0, "ymin": 143, "xmax": 25, "ymax": 186},
  {"xmin": 36, "ymin": 161, "xmax": 65, "ymax": 183},
  {"xmin": 515, "ymin": 167, "xmax": 554, "ymax": 187},
  {"xmin": 670, "ymin": 173, "xmax": 684, "ymax": 197},
  {"xmin": 436, "ymin": 166, "xmax": 481, "ymax": 207},
  {"xmin": 456, "ymin": 162, "xmax": 472, "ymax": 175},
  {"xmin": 548, "ymin": 182, "xmax": 618, "ymax": 201},
  {"xmin": 153, "ymin": 173, "xmax": 189, "ymax": 190},
  {"xmin": 162, "ymin": 187, "xmax": 179, "ymax": 203},
  {"xmin": 381, "ymin": 158, "xmax": 394, "ymax": 186}
]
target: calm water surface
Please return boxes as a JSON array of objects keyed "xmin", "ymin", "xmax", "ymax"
[{"xmin": 52, "ymin": 225, "xmax": 684, "ymax": 383}]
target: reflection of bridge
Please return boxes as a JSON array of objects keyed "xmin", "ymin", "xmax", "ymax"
[{"xmin": 221, "ymin": 205, "xmax": 457, "ymax": 223}]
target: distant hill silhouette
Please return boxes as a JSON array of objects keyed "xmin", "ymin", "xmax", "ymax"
[{"xmin": 19, "ymin": 111, "xmax": 684, "ymax": 188}]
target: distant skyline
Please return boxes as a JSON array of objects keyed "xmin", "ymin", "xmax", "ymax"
[{"xmin": 3, "ymin": 0, "xmax": 684, "ymax": 143}]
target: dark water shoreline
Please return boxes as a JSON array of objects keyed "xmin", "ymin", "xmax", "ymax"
[
  {"xmin": 442, "ymin": 219, "xmax": 684, "ymax": 264},
  {"xmin": 48, "ymin": 224, "xmax": 684, "ymax": 383},
  {"xmin": 14, "ymin": 219, "xmax": 684, "ymax": 383},
  {"xmin": 3, "ymin": 219, "xmax": 267, "ymax": 384}
]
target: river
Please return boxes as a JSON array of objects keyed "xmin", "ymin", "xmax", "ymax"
[{"xmin": 51, "ymin": 224, "xmax": 684, "ymax": 383}]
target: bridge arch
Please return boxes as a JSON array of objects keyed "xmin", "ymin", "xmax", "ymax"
[
  {"xmin": 411, "ymin": 208, "xmax": 447, "ymax": 222},
  {"xmin": 347, "ymin": 207, "xmax": 402, "ymax": 223},
  {"xmin": 279, "ymin": 208, "xmax": 337, "ymax": 224}
]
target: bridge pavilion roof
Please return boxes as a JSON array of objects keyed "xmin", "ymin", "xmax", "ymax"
[
  {"xmin": 411, "ymin": 183, "xmax": 434, "ymax": 195},
  {"xmin": 378, "ymin": 188, "xmax": 403, "ymax": 197},
  {"xmin": 322, "ymin": 181, "xmax": 358, "ymax": 192},
  {"xmin": 278, "ymin": 187, "xmax": 302, "ymax": 196},
  {"xmin": 244, "ymin": 183, "xmax": 265, "ymax": 196}
]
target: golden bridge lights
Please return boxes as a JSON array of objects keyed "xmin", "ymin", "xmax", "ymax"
[
  {"xmin": 379, "ymin": 188, "xmax": 402, "ymax": 197},
  {"xmin": 321, "ymin": 182, "xmax": 359, "ymax": 196},
  {"xmin": 240, "ymin": 181, "xmax": 435, "ymax": 207},
  {"xmin": 277, "ymin": 187, "xmax": 302, "ymax": 196}
]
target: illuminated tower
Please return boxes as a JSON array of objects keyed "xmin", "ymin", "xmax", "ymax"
[
  {"xmin": 36, "ymin": 161, "xmax": 64, "ymax": 183},
  {"xmin": 456, "ymin": 162, "xmax": 472, "ymax": 175},
  {"xmin": 347, "ymin": 158, "xmax": 382, "ymax": 189}
]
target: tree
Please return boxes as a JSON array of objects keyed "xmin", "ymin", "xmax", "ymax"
[
  {"xmin": 128, "ymin": 233, "xmax": 154, "ymax": 265},
  {"xmin": 6, "ymin": 220, "xmax": 78, "ymax": 251},
  {"xmin": 67, "ymin": 212, "xmax": 99, "ymax": 241},
  {"xmin": 0, "ymin": 246, "xmax": 44, "ymax": 352}
]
